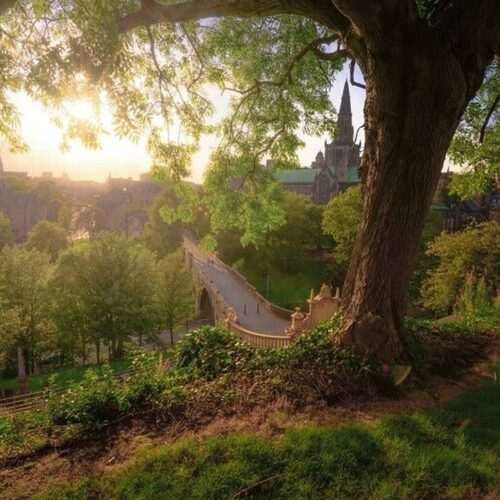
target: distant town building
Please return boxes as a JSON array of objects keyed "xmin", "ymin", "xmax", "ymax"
[
  {"xmin": 0, "ymin": 154, "xmax": 48, "ymax": 241},
  {"xmin": 275, "ymin": 81, "xmax": 361, "ymax": 204},
  {"xmin": 0, "ymin": 155, "xmax": 28, "ymax": 178},
  {"xmin": 432, "ymin": 170, "xmax": 500, "ymax": 231},
  {"xmin": 0, "ymin": 186, "xmax": 47, "ymax": 242},
  {"xmin": 95, "ymin": 175, "xmax": 161, "ymax": 236}
]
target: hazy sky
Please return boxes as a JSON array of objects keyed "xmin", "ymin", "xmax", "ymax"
[{"xmin": 0, "ymin": 64, "xmax": 365, "ymax": 183}]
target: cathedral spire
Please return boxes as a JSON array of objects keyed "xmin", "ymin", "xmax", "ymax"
[{"xmin": 337, "ymin": 80, "xmax": 353, "ymax": 143}]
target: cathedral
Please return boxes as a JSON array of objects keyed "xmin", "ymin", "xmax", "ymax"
[{"xmin": 275, "ymin": 81, "xmax": 361, "ymax": 204}]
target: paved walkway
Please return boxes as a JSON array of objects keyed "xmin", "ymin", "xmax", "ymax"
[{"xmin": 184, "ymin": 239, "xmax": 290, "ymax": 336}]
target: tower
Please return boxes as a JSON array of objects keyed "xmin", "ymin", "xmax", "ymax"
[
  {"xmin": 324, "ymin": 80, "xmax": 360, "ymax": 181},
  {"xmin": 337, "ymin": 80, "xmax": 354, "ymax": 143}
]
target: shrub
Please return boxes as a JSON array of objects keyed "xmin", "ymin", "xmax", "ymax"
[
  {"xmin": 124, "ymin": 351, "xmax": 190, "ymax": 409},
  {"xmin": 47, "ymin": 365, "xmax": 125, "ymax": 430},
  {"xmin": 175, "ymin": 326, "xmax": 257, "ymax": 379}
]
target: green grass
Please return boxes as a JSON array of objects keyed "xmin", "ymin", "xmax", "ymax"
[
  {"xmin": 0, "ymin": 359, "xmax": 131, "ymax": 396},
  {"xmin": 237, "ymin": 258, "xmax": 329, "ymax": 309},
  {"xmin": 39, "ymin": 364, "xmax": 500, "ymax": 500}
]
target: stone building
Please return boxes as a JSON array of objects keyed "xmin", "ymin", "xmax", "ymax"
[
  {"xmin": 96, "ymin": 175, "xmax": 161, "ymax": 236},
  {"xmin": 0, "ymin": 155, "xmax": 47, "ymax": 242},
  {"xmin": 275, "ymin": 81, "xmax": 361, "ymax": 204}
]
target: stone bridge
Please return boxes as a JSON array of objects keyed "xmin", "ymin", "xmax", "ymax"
[{"xmin": 183, "ymin": 236, "xmax": 341, "ymax": 348}]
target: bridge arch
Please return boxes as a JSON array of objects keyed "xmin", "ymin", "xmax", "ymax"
[{"xmin": 198, "ymin": 287, "xmax": 215, "ymax": 324}]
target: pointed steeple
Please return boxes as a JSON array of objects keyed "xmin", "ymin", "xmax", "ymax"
[
  {"xmin": 337, "ymin": 80, "xmax": 353, "ymax": 143},
  {"xmin": 339, "ymin": 80, "xmax": 352, "ymax": 116}
]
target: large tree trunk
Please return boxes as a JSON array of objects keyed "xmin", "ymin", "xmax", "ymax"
[{"xmin": 340, "ymin": 33, "xmax": 469, "ymax": 362}]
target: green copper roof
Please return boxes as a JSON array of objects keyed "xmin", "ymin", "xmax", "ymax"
[
  {"xmin": 347, "ymin": 166, "xmax": 360, "ymax": 183},
  {"xmin": 274, "ymin": 168, "xmax": 321, "ymax": 184}
]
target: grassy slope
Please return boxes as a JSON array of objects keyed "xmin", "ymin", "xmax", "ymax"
[
  {"xmin": 40, "ymin": 364, "xmax": 500, "ymax": 500},
  {"xmin": 0, "ymin": 360, "xmax": 131, "ymax": 396},
  {"xmin": 238, "ymin": 258, "xmax": 328, "ymax": 309}
]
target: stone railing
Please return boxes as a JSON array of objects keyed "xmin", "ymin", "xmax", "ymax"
[
  {"xmin": 227, "ymin": 321, "xmax": 291, "ymax": 349},
  {"xmin": 185, "ymin": 246, "xmax": 231, "ymax": 323},
  {"xmin": 188, "ymin": 236, "xmax": 294, "ymax": 322}
]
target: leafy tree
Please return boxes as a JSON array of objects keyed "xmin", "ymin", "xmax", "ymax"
[
  {"xmin": 0, "ymin": 0, "xmax": 498, "ymax": 360},
  {"xmin": 448, "ymin": 67, "xmax": 499, "ymax": 201},
  {"xmin": 143, "ymin": 182, "xmax": 184, "ymax": 258},
  {"xmin": 57, "ymin": 199, "xmax": 74, "ymax": 234},
  {"xmin": 78, "ymin": 233, "xmax": 158, "ymax": 360},
  {"xmin": 268, "ymin": 191, "xmax": 326, "ymax": 270},
  {"xmin": 421, "ymin": 222, "xmax": 499, "ymax": 314},
  {"xmin": 323, "ymin": 185, "xmax": 363, "ymax": 284},
  {"xmin": 216, "ymin": 191, "xmax": 326, "ymax": 273},
  {"xmin": 0, "ymin": 246, "xmax": 53, "ymax": 375},
  {"xmin": 155, "ymin": 250, "xmax": 195, "ymax": 345},
  {"xmin": 0, "ymin": 211, "xmax": 13, "ymax": 249},
  {"xmin": 47, "ymin": 243, "xmax": 93, "ymax": 365},
  {"xmin": 75, "ymin": 204, "xmax": 106, "ymax": 240},
  {"xmin": 26, "ymin": 221, "xmax": 68, "ymax": 261}
]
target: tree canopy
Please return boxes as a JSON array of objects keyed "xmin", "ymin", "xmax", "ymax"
[
  {"xmin": 0, "ymin": 0, "xmax": 498, "ymax": 360},
  {"xmin": 26, "ymin": 220, "xmax": 68, "ymax": 261}
]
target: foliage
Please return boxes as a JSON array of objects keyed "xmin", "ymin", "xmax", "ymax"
[
  {"xmin": 0, "ymin": 210, "xmax": 13, "ymax": 250},
  {"xmin": 143, "ymin": 182, "xmax": 184, "ymax": 258},
  {"xmin": 265, "ymin": 192, "xmax": 327, "ymax": 271},
  {"xmin": 421, "ymin": 222, "xmax": 499, "ymax": 313},
  {"xmin": 0, "ymin": 359, "xmax": 131, "ymax": 396},
  {"xmin": 175, "ymin": 326, "xmax": 256, "ymax": 380},
  {"xmin": 155, "ymin": 250, "xmax": 195, "ymax": 344},
  {"xmin": 235, "ymin": 257, "xmax": 329, "ymax": 310},
  {"xmin": 448, "ymin": 66, "xmax": 499, "ymax": 200},
  {"xmin": 456, "ymin": 274, "xmax": 495, "ymax": 319},
  {"xmin": 0, "ymin": 246, "xmax": 52, "ymax": 376},
  {"xmin": 26, "ymin": 220, "xmax": 68, "ymax": 261},
  {"xmin": 216, "ymin": 191, "xmax": 327, "ymax": 279},
  {"xmin": 39, "ymin": 376, "xmax": 500, "ymax": 499},
  {"xmin": 74, "ymin": 204, "xmax": 105, "ymax": 240},
  {"xmin": 50, "ymin": 232, "xmax": 159, "ymax": 361},
  {"xmin": 322, "ymin": 185, "xmax": 363, "ymax": 283},
  {"xmin": 47, "ymin": 365, "xmax": 125, "ymax": 429}
]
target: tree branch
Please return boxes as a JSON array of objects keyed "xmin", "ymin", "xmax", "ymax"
[
  {"xmin": 118, "ymin": 0, "xmax": 350, "ymax": 34},
  {"xmin": 224, "ymin": 35, "xmax": 345, "ymax": 96},
  {"xmin": 313, "ymin": 47, "xmax": 349, "ymax": 61},
  {"xmin": 349, "ymin": 60, "xmax": 365, "ymax": 88},
  {"xmin": 479, "ymin": 92, "xmax": 499, "ymax": 143}
]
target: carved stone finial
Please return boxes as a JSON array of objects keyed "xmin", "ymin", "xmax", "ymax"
[
  {"xmin": 225, "ymin": 306, "xmax": 238, "ymax": 324},
  {"xmin": 314, "ymin": 283, "xmax": 332, "ymax": 301}
]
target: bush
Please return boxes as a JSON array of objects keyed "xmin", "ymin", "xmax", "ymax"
[
  {"xmin": 47, "ymin": 365, "xmax": 125, "ymax": 429},
  {"xmin": 175, "ymin": 326, "xmax": 257, "ymax": 380},
  {"xmin": 124, "ymin": 351, "xmax": 189, "ymax": 409}
]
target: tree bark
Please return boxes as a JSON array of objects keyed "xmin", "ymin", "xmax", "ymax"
[{"xmin": 340, "ymin": 30, "xmax": 469, "ymax": 361}]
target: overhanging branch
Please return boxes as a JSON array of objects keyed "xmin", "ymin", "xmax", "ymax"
[
  {"xmin": 349, "ymin": 60, "xmax": 365, "ymax": 89},
  {"xmin": 118, "ymin": 0, "xmax": 350, "ymax": 33},
  {"xmin": 479, "ymin": 92, "xmax": 499, "ymax": 143}
]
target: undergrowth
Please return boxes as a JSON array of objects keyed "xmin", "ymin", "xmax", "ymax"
[
  {"xmin": 37, "ymin": 370, "xmax": 500, "ymax": 500},
  {"xmin": 0, "ymin": 316, "xmax": 494, "ymax": 459}
]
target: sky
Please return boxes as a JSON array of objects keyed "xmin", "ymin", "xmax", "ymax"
[{"xmin": 0, "ymin": 64, "xmax": 365, "ymax": 183}]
